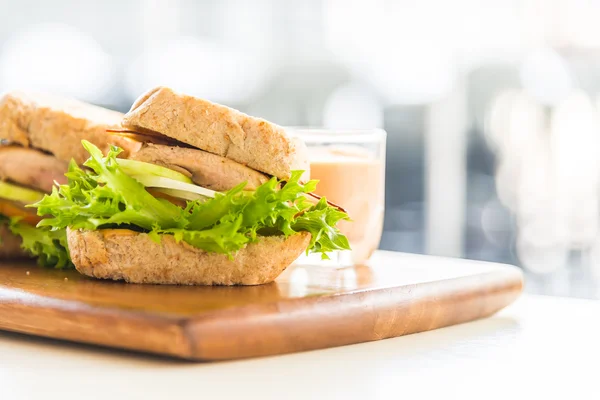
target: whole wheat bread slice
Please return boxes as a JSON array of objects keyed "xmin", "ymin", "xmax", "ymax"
[
  {"xmin": 122, "ymin": 87, "xmax": 309, "ymax": 180},
  {"xmin": 67, "ymin": 228, "xmax": 310, "ymax": 285},
  {"xmin": 0, "ymin": 91, "xmax": 139, "ymax": 164}
]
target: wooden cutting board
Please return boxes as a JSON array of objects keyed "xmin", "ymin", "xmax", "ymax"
[{"xmin": 0, "ymin": 251, "xmax": 522, "ymax": 361}]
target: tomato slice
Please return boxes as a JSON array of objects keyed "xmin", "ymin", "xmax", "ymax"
[{"xmin": 0, "ymin": 199, "xmax": 42, "ymax": 226}]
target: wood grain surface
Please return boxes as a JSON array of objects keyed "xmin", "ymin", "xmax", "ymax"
[{"xmin": 0, "ymin": 251, "xmax": 523, "ymax": 360}]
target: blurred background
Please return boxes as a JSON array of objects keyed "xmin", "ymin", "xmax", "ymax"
[{"xmin": 3, "ymin": 0, "xmax": 600, "ymax": 298}]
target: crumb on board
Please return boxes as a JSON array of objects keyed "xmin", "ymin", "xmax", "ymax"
[
  {"xmin": 26, "ymin": 271, "xmax": 30, "ymax": 276},
  {"xmin": 64, "ymin": 277, "xmax": 68, "ymax": 281}
]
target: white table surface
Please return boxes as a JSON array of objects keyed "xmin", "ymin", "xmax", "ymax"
[{"xmin": 0, "ymin": 293, "xmax": 596, "ymax": 399}]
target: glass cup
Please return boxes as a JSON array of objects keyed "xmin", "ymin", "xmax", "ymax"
[{"xmin": 289, "ymin": 128, "xmax": 387, "ymax": 267}]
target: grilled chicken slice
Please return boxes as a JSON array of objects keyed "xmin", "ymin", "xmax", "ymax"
[
  {"xmin": 129, "ymin": 143, "xmax": 270, "ymax": 192},
  {"xmin": 0, "ymin": 146, "xmax": 67, "ymax": 192}
]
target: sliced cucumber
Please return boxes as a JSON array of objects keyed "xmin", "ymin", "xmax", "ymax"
[
  {"xmin": 116, "ymin": 159, "xmax": 192, "ymax": 184},
  {"xmin": 130, "ymin": 175, "xmax": 217, "ymax": 199},
  {"xmin": 0, "ymin": 181, "xmax": 45, "ymax": 204},
  {"xmin": 152, "ymin": 188, "xmax": 209, "ymax": 202}
]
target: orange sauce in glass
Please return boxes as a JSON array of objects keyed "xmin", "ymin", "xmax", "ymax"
[{"xmin": 309, "ymin": 146, "xmax": 385, "ymax": 264}]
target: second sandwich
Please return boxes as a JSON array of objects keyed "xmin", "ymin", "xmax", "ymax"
[{"xmin": 0, "ymin": 91, "xmax": 136, "ymax": 265}]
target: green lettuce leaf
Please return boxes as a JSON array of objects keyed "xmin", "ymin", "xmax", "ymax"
[
  {"xmin": 32, "ymin": 141, "xmax": 351, "ymax": 258},
  {"xmin": 36, "ymin": 142, "xmax": 187, "ymax": 232},
  {"xmin": 8, "ymin": 219, "xmax": 72, "ymax": 269},
  {"xmin": 292, "ymin": 198, "xmax": 351, "ymax": 257}
]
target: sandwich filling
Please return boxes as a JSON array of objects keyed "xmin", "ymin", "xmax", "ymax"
[
  {"xmin": 0, "ymin": 180, "xmax": 71, "ymax": 267},
  {"xmin": 0, "ymin": 180, "xmax": 44, "ymax": 227},
  {"xmin": 112, "ymin": 129, "xmax": 345, "ymax": 212},
  {"xmin": 31, "ymin": 141, "xmax": 351, "ymax": 258},
  {"xmin": 0, "ymin": 146, "xmax": 71, "ymax": 266}
]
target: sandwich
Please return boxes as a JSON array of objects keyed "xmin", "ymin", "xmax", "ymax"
[
  {"xmin": 0, "ymin": 91, "xmax": 136, "ymax": 265},
  {"xmin": 33, "ymin": 86, "xmax": 350, "ymax": 285}
]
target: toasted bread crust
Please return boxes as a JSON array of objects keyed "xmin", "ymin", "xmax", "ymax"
[
  {"xmin": 122, "ymin": 87, "xmax": 309, "ymax": 180},
  {"xmin": 0, "ymin": 223, "xmax": 28, "ymax": 259},
  {"xmin": 0, "ymin": 91, "xmax": 138, "ymax": 164},
  {"xmin": 67, "ymin": 228, "xmax": 310, "ymax": 285}
]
